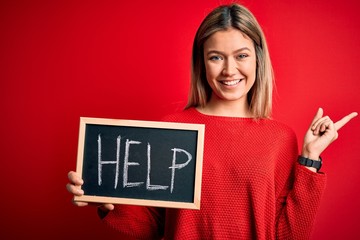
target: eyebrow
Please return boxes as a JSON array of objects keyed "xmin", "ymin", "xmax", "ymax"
[{"xmin": 206, "ymin": 47, "xmax": 252, "ymax": 56}]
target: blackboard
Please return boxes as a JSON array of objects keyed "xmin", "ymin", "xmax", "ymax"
[{"xmin": 74, "ymin": 117, "xmax": 205, "ymax": 209}]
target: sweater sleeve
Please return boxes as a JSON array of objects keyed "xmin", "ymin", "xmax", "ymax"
[
  {"xmin": 100, "ymin": 205, "xmax": 165, "ymax": 239},
  {"xmin": 275, "ymin": 163, "xmax": 327, "ymax": 239}
]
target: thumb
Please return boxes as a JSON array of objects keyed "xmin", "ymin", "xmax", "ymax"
[{"xmin": 310, "ymin": 107, "xmax": 323, "ymax": 127}]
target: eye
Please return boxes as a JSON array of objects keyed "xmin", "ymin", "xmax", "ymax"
[
  {"xmin": 237, "ymin": 53, "xmax": 248, "ymax": 59},
  {"xmin": 209, "ymin": 55, "xmax": 223, "ymax": 61}
]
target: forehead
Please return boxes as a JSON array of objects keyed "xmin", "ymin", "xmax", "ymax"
[{"xmin": 204, "ymin": 28, "xmax": 254, "ymax": 51}]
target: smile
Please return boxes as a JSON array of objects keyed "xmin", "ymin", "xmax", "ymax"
[{"xmin": 220, "ymin": 79, "xmax": 242, "ymax": 86}]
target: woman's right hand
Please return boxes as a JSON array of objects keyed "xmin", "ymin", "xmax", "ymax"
[{"xmin": 66, "ymin": 171, "xmax": 114, "ymax": 211}]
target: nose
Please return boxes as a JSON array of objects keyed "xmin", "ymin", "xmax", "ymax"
[{"xmin": 222, "ymin": 58, "xmax": 237, "ymax": 76}]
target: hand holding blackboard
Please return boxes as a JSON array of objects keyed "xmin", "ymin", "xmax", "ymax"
[
  {"xmin": 71, "ymin": 117, "xmax": 205, "ymax": 210},
  {"xmin": 67, "ymin": 171, "xmax": 115, "ymax": 211}
]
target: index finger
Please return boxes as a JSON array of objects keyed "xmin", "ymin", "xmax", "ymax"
[{"xmin": 334, "ymin": 112, "xmax": 358, "ymax": 131}]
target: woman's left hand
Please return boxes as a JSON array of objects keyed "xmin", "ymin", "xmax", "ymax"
[{"xmin": 302, "ymin": 108, "xmax": 358, "ymax": 161}]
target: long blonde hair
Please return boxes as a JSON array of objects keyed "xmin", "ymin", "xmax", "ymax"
[{"xmin": 186, "ymin": 3, "xmax": 274, "ymax": 118}]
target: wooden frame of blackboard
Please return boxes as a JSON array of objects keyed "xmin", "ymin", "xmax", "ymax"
[{"xmin": 74, "ymin": 117, "xmax": 205, "ymax": 210}]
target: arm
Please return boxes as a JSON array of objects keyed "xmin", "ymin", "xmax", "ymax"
[
  {"xmin": 275, "ymin": 108, "xmax": 357, "ymax": 239},
  {"xmin": 275, "ymin": 163, "xmax": 326, "ymax": 239},
  {"xmin": 101, "ymin": 205, "xmax": 165, "ymax": 239}
]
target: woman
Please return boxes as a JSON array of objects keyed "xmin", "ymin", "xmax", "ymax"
[{"xmin": 67, "ymin": 3, "xmax": 357, "ymax": 239}]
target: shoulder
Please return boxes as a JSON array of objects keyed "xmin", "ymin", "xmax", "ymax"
[
  {"xmin": 265, "ymin": 120, "xmax": 299, "ymax": 173},
  {"xmin": 261, "ymin": 119, "xmax": 298, "ymax": 144},
  {"xmin": 265, "ymin": 119, "xmax": 296, "ymax": 135}
]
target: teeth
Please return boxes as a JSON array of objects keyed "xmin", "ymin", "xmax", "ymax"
[{"xmin": 222, "ymin": 79, "xmax": 241, "ymax": 86}]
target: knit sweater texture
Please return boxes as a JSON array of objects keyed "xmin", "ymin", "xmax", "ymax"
[{"xmin": 101, "ymin": 108, "xmax": 327, "ymax": 239}]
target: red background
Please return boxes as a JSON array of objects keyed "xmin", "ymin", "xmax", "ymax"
[{"xmin": 1, "ymin": 0, "xmax": 359, "ymax": 239}]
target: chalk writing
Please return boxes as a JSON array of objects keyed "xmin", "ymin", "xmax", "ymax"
[
  {"xmin": 97, "ymin": 134, "xmax": 193, "ymax": 194},
  {"xmin": 146, "ymin": 143, "xmax": 169, "ymax": 191},
  {"xmin": 170, "ymin": 148, "xmax": 192, "ymax": 193},
  {"xmin": 123, "ymin": 139, "xmax": 143, "ymax": 188}
]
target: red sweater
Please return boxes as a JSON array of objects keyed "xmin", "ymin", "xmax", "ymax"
[{"xmin": 101, "ymin": 108, "xmax": 326, "ymax": 239}]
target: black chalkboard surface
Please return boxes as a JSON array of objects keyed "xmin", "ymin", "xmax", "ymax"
[{"xmin": 74, "ymin": 117, "xmax": 205, "ymax": 209}]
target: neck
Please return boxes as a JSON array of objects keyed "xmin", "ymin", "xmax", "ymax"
[{"xmin": 197, "ymin": 96, "xmax": 252, "ymax": 118}]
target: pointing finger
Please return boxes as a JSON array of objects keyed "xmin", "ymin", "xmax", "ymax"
[{"xmin": 334, "ymin": 112, "xmax": 358, "ymax": 131}]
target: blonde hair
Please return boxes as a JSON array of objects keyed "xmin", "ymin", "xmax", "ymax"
[{"xmin": 186, "ymin": 3, "xmax": 274, "ymax": 118}]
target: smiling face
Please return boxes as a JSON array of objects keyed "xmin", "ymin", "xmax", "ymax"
[{"xmin": 203, "ymin": 28, "xmax": 257, "ymax": 110}]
